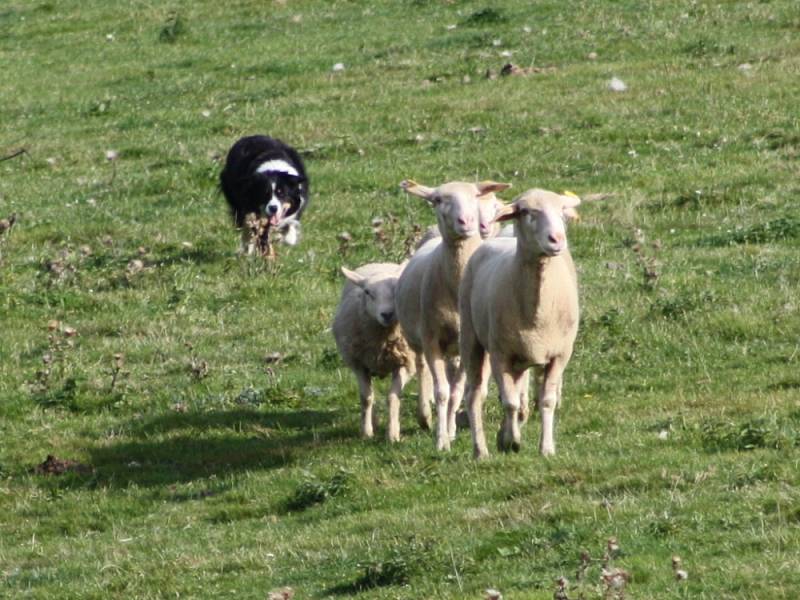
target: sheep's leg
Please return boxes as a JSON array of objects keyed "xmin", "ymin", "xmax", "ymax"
[
  {"xmin": 556, "ymin": 377, "xmax": 563, "ymax": 409},
  {"xmin": 446, "ymin": 358, "xmax": 465, "ymax": 440},
  {"xmin": 415, "ymin": 354, "xmax": 433, "ymax": 431},
  {"xmin": 426, "ymin": 349, "xmax": 452, "ymax": 451},
  {"xmin": 464, "ymin": 352, "xmax": 491, "ymax": 459},
  {"xmin": 518, "ymin": 370, "xmax": 531, "ymax": 426},
  {"xmin": 460, "ymin": 298, "xmax": 488, "ymax": 458},
  {"xmin": 386, "ymin": 366, "xmax": 412, "ymax": 443},
  {"xmin": 492, "ymin": 357, "xmax": 523, "ymax": 453},
  {"xmin": 355, "ymin": 369, "xmax": 375, "ymax": 439},
  {"xmin": 539, "ymin": 358, "xmax": 565, "ymax": 456}
]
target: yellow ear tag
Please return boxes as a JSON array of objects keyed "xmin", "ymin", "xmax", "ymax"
[{"xmin": 562, "ymin": 190, "xmax": 579, "ymax": 198}]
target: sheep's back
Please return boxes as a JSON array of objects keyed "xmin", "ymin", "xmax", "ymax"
[
  {"xmin": 333, "ymin": 295, "xmax": 413, "ymax": 377},
  {"xmin": 534, "ymin": 252, "xmax": 580, "ymax": 350},
  {"xmin": 464, "ymin": 240, "xmax": 579, "ymax": 365},
  {"xmin": 332, "ymin": 286, "xmax": 365, "ymax": 364},
  {"xmin": 462, "ymin": 239, "xmax": 516, "ymax": 343},
  {"xmin": 355, "ymin": 262, "xmax": 403, "ymax": 279},
  {"xmin": 396, "ymin": 239, "xmax": 440, "ymax": 350}
]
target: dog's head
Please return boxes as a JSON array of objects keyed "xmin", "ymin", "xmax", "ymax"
[{"xmin": 254, "ymin": 159, "xmax": 307, "ymax": 227}]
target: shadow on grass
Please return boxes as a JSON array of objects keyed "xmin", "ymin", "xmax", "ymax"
[
  {"xmin": 325, "ymin": 582, "xmax": 370, "ymax": 596},
  {"xmin": 131, "ymin": 407, "xmax": 339, "ymax": 436},
  {"xmin": 151, "ymin": 243, "xmax": 232, "ymax": 268},
  {"xmin": 50, "ymin": 408, "xmax": 350, "ymax": 489},
  {"xmin": 767, "ymin": 379, "xmax": 800, "ymax": 391}
]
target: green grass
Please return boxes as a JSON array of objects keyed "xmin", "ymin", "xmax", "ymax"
[{"xmin": 2, "ymin": 0, "xmax": 799, "ymax": 597}]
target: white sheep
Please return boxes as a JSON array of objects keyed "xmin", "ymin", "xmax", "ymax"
[
  {"xmin": 396, "ymin": 179, "xmax": 511, "ymax": 450},
  {"xmin": 333, "ymin": 262, "xmax": 416, "ymax": 441},
  {"xmin": 411, "ymin": 189, "xmax": 531, "ymax": 427},
  {"xmin": 459, "ymin": 189, "xmax": 581, "ymax": 458}
]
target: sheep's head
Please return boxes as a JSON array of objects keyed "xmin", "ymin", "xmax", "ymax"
[
  {"xmin": 401, "ymin": 180, "xmax": 511, "ymax": 242},
  {"xmin": 341, "ymin": 267, "xmax": 398, "ymax": 327},
  {"xmin": 494, "ymin": 189, "xmax": 580, "ymax": 257},
  {"xmin": 478, "ymin": 194, "xmax": 507, "ymax": 239}
]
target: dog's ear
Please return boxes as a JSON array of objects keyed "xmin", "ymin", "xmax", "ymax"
[
  {"xmin": 284, "ymin": 174, "xmax": 305, "ymax": 186},
  {"xmin": 341, "ymin": 267, "xmax": 365, "ymax": 287}
]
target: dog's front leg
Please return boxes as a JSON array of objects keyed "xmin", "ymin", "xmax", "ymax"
[{"xmin": 280, "ymin": 219, "xmax": 301, "ymax": 246}]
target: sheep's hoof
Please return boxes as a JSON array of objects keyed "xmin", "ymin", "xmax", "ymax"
[
  {"xmin": 361, "ymin": 420, "xmax": 374, "ymax": 438},
  {"xmin": 474, "ymin": 447, "xmax": 490, "ymax": 460},
  {"xmin": 447, "ymin": 418, "xmax": 458, "ymax": 440},
  {"xmin": 496, "ymin": 430, "xmax": 522, "ymax": 453},
  {"xmin": 496, "ymin": 430, "xmax": 510, "ymax": 453}
]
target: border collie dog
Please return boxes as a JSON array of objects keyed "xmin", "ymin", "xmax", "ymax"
[{"xmin": 220, "ymin": 135, "xmax": 309, "ymax": 253}]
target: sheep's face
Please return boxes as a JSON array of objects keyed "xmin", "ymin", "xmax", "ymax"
[
  {"xmin": 495, "ymin": 190, "xmax": 581, "ymax": 258},
  {"xmin": 478, "ymin": 195, "xmax": 505, "ymax": 239},
  {"xmin": 433, "ymin": 184, "xmax": 482, "ymax": 239},
  {"xmin": 401, "ymin": 179, "xmax": 512, "ymax": 241},
  {"xmin": 341, "ymin": 267, "xmax": 398, "ymax": 327},
  {"xmin": 360, "ymin": 276, "xmax": 398, "ymax": 327}
]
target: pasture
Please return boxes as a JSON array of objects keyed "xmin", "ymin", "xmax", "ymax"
[{"xmin": 1, "ymin": 1, "xmax": 799, "ymax": 597}]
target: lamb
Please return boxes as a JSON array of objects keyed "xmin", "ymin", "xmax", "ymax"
[
  {"xmin": 458, "ymin": 188, "xmax": 581, "ymax": 459},
  {"xmin": 332, "ymin": 262, "xmax": 417, "ymax": 442},
  {"xmin": 396, "ymin": 179, "xmax": 511, "ymax": 451}
]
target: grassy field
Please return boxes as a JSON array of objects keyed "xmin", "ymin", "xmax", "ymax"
[{"xmin": 2, "ymin": 0, "xmax": 799, "ymax": 597}]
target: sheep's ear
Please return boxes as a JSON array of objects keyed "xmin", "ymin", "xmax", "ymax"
[
  {"xmin": 341, "ymin": 267, "xmax": 365, "ymax": 287},
  {"xmin": 477, "ymin": 181, "xmax": 512, "ymax": 197},
  {"xmin": 559, "ymin": 192, "xmax": 581, "ymax": 221},
  {"xmin": 400, "ymin": 179, "xmax": 435, "ymax": 200},
  {"xmin": 492, "ymin": 202, "xmax": 520, "ymax": 223},
  {"xmin": 560, "ymin": 191, "xmax": 582, "ymax": 209}
]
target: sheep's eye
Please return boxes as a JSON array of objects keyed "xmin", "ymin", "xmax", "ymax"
[{"xmin": 363, "ymin": 289, "xmax": 373, "ymax": 298}]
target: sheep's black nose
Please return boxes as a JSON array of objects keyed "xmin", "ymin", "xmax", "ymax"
[{"xmin": 380, "ymin": 311, "xmax": 394, "ymax": 323}]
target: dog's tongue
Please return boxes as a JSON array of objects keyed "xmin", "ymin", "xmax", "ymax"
[{"xmin": 268, "ymin": 214, "xmax": 281, "ymax": 226}]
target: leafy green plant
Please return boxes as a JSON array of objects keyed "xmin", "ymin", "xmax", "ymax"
[
  {"xmin": 285, "ymin": 470, "xmax": 350, "ymax": 512},
  {"xmin": 159, "ymin": 11, "xmax": 184, "ymax": 43},
  {"xmin": 461, "ymin": 8, "xmax": 507, "ymax": 26},
  {"xmin": 700, "ymin": 416, "xmax": 798, "ymax": 452},
  {"xmin": 701, "ymin": 217, "xmax": 800, "ymax": 246},
  {"xmin": 354, "ymin": 537, "xmax": 436, "ymax": 590}
]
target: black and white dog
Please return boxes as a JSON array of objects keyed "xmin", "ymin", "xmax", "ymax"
[{"xmin": 220, "ymin": 135, "xmax": 309, "ymax": 253}]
